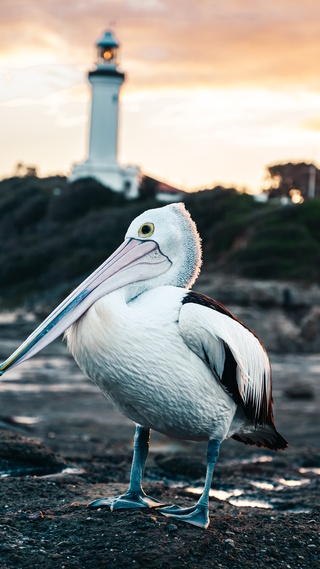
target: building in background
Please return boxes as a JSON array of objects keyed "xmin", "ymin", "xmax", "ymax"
[
  {"xmin": 262, "ymin": 162, "xmax": 320, "ymax": 204},
  {"xmin": 69, "ymin": 30, "xmax": 140, "ymax": 199}
]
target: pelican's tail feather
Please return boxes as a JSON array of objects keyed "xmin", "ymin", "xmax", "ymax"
[{"xmin": 232, "ymin": 424, "xmax": 288, "ymax": 450}]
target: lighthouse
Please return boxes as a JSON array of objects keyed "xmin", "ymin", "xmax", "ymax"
[{"xmin": 69, "ymin": 30, "xmax": 140, "ymax": 199}]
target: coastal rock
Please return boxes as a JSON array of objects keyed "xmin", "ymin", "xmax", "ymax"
[
  {"xmin": 227, "ymin": 306, "xmax": 301, "ymax": 353},
  {"xmin": 198, "ymin": 271, "xmax": 320, "ymax": 309},
  {"xmin": 196, "ymin": 272, "xmax": 320, "ymax": 353},
  {"xmin": 0, "ymin": 430, "xmax": 66, "ymax": 477},
  {"xmin": 300, "ymin": 307, "xmax": 320, "ymax": 351},
  {"xmin": 284, "ymin": 382, "xmax": 315, "ymax": 400}
]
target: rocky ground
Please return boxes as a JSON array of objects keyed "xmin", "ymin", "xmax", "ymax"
[{"xmin": 0, "ymin": 303, "xmax": 319, "ymax": 569}]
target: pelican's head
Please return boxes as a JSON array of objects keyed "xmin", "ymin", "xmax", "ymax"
[
  {"xmin": 0, "ymin": 203, "xmax": 202, "ymax": 375},
  {"xmin": 125, "ymin": 202, "xmax": 202, "ymax": 291}
]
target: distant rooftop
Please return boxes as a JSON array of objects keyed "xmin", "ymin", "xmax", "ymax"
[{"xmin": 157, "ymin": 181, "xmax": 185, "ymax": 195}]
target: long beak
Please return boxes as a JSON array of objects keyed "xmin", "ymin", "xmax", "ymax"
[{"xmin": 0, "ymin": 238, "xmax": 170, "ymax": 375}]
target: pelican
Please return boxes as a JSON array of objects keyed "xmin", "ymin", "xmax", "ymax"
[{"xmin": 0, "ymin": 203, "xmax": 287, "ymax": 529}]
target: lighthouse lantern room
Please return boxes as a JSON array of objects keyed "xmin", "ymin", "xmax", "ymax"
[
  {"xmin": 96, "ymin": 31, "xmax": 119, "ymax": 66},
  {"xmin": 69, "ymin": 30, "xmax": 140, "ymax": 199}
]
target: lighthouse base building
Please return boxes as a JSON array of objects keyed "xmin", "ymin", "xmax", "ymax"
[
  {"xmin": 69, "ymin": 31, "xmax": 140, "ymax": 199},
  {"xmin": 69, "ymin": 161, "xmax": 140, "ymax": 199}
]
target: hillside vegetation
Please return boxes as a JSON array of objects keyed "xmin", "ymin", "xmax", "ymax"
[{"xmin": 0, "ymin": 176, "xmax": 319, "ymax": 306}]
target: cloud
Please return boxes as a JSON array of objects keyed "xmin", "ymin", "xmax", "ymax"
[
  {"xmin": 1, "ymin": 0, "xmax": 320, "ymax": 91},
  {"xmin": 1, "ymin": 0, "xmax": 320, "ymax": 189},
  {"xmin": 120, "ymin": 86, "xmax": 320, "ymax": 190},
  {"xmin": 0, "ymin": 66, "xmax": 84, "ymax": 103},
  {"xmin": 301, "ymin": 116, "xmax": 320, "ymax": 132},
  {"xmin": 127, "ymin": 0, "xmax": 167, "ymax": 12}
]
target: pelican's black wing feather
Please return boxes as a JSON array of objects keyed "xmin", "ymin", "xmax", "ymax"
[{"xmin": 180, "ymin": 291, "xmax": 288, "ymax": 450}]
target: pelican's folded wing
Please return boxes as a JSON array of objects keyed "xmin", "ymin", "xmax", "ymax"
[{"xmin": 179, "ymin": 291, "xmax": 272, "ymax": 426}]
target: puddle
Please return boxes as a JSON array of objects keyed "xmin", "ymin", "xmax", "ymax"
[
  {"xmin": 229, "ymin": 498, "xmax": 272, "ymax": 509},
  {"xmin": 277, "ymin": 478, "xmax": 310, "ymax": 487},
  {"xmin": 0, "ymin": 356, "xmax": 93, "ymax": 394},
  {"xmin": 39, "ymin": 466, "xmax": 85, "ymax": 479},
  {"xmin": 211, "ymin": 489, "xmax": 243, "ymax": 501},
  {"xmin": 309, "ymin": 365, "xmax": 320, "ymax": 373},
  {"xmin": 0, "ymin": 465, "xmax": 84, "ymax": 480},
  {"xmin": 185, "ymin": 487, "xmax": 243, "ymax": 501},
  {"xmin": 149, "ymin": 441, "xmax": 191, "ymax": 454},
  {"xmin": 186, "ymin": 486, "xmax": 273, "ymax": 509},
  {"xmin": 183, "ymin": 468, "xmax": 315, "ymax": 512},
  {"xmin": 159, "ymin": 453, "xmax": 317, "ymax": 512},
  {"xmin": 0, "ymin": 311, "xmax": 37, "ymax": 325},
  {"xmin": 0, "ymin": 465, "xmax": 62, "ymax": 479},
  {"xmin": 226, "ymin": 455, "xmax": 273, "ymax": 467},
  {"xmin": 255, "ymin": 456, "xmax": 273, "ymax": 463},
  {"xmin": 0, "ymin": 382, "xmax": 97, "ymax": 393},
  {"xmin": 299, "ymin": 467, "xmax": 320, "ymax": 475},
  {"xmin": 251, "ymin": 477, "xmax": 312, "ymax": 492},
  {"xmin": 11, "ymin": 416, "xmax": 41, "ymax": 425},
  {"xmin": 251, "ymin": 481, "xmax": 275, "ymax": 490}
]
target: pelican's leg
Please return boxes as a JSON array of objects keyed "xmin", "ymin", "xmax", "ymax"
[
  {"xmin": 90, "ymin": 425, "xmax": 167, "ymax": 510},
  {"xmin": 159, "ymin": 439, "xmax": 220, "ymax": 529}
]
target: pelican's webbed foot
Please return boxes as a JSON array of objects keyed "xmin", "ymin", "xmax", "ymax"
[
  {"xmin": 90, "ymin": 426, "xmax": 167, "ymax": 513},
  {"xmin": 159, "ymin": 439, "xmax": 221, "ymax": 529},
  {"xmin": 159, "ymin": 503, "xmax": 209, "ymax": 528},
  {"xmin": 90, "ymin": 490, "xmax": 166, "ymax": 511}
]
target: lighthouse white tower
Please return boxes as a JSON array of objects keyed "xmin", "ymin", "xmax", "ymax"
[{"xmin": 69, "ymin": 30, "xmax": 140, "ymax": 198}]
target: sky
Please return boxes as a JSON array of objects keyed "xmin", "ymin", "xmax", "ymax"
[{"xmin": 1, "ymin": 0, "xmax": 320, "ymax": 192}]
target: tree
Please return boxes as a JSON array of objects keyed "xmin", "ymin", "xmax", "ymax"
[
  {"xmin": 264, "ymin": 162, "xmax": 320, "ymax": 201},
  {"xmin": 13, "ymin": 162, "xmax": 38, "ymax": 178},
  {"xmin": 139, "ymin": 175, "xmax": 158, "ymax": 200}
]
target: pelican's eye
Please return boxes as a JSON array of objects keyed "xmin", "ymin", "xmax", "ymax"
[{"xmin": 138, "ymin": 222, "xmax": 155, "ymax": 238}]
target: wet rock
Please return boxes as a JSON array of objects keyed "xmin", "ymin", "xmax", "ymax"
[
  {"xmin": 300, "ymin": 307, "xmax": 320, "ymax": 351},
  {"xmin": 167, "ymin": 523, "xmax": 178, "ymax": 532},
  {"xmin": 197, "ymin": 273, "xmax": 320, "ymax": 353},
  {"xmin": 0, "ymin": 430, "xmax": 66, "ymax": 477},
  {"xmin": 28, "ymin": 511, "xmax": 45, "ymax": 521},
  {"xmin": 155, "ymin": 454, "xmax": 206, "ymax": 479},
  {"xmin": 284, "ymin": 382, "xmax": 315, "ymax": 400},
  {"xmin": 198, "ymin": 272, "xmax": 320, "ymax": 309},
  {"xmin": 0, "ymin": 416, "xmax": 33, "ymax": 435},
  {"xmin": 228, "ymin": 306, "xmax": 301, "ymax": 353}
]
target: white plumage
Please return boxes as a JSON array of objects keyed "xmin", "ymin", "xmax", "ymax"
[
  {"xmin": 180, "ymin": 303, "xmax": 271, "ymax": 417},
  {"xmin": 65, "ymin": 286, "xmax": 236, "ymax": 442}
]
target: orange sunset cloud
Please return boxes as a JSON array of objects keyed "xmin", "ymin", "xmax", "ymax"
[{"xmin": 0, "ymin": 0, "xmax": 320, "ymax": 190}]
